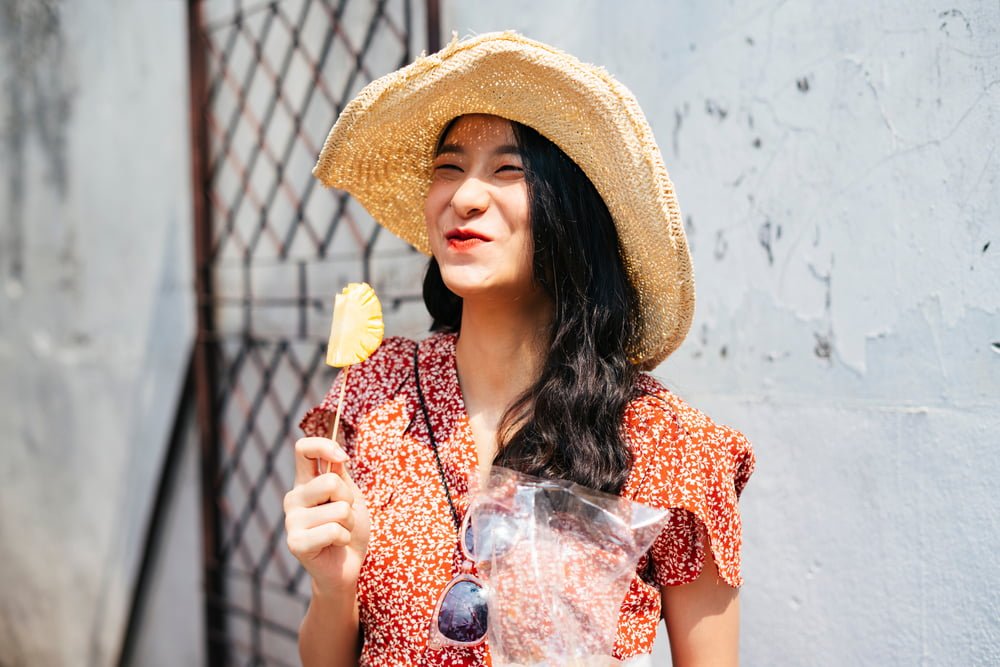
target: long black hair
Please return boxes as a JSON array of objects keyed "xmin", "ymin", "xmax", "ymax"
[{"xmin": 423, "ymin": 118, "xmax": 639, "ymax": 494}]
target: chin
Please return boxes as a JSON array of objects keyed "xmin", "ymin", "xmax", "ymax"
[
  {"xmin": 437, "ymin": 258, "xmax": 537, "ymax": 301},
  {"xmin": 439, "ymin": 276, "xmax": 495, "ymax": 300},
  {"xmin": 436, "ymin": 262, "xmax": 483, "ymax": 289},
  {"xmin": 442, "ymin": 276, "xmax": 544, "ymax": 308}
]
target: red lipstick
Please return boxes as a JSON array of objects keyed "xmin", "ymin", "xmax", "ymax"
[{"xmin": 445, "ymin": 227, "xmax": 491, "ymax": 250}]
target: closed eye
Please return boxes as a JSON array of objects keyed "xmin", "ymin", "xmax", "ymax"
[
  {"xmin": 495, "ymin": 164, "xmax": 524, "ymax": 180},
  {"xmin": 432, "ymin": 163, "xmax": 464, "ymax": 180}
]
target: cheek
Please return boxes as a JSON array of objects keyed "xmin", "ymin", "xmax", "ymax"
[
  {"xmin": 508, "ymin": 206, "xmax": 535, "ymax": 280},
  {"xmin": 426, "ymin": 176, "xmax": 457, "ymax": 210},
  {"xmin": 424, "ymin": 185, "xmax": 442, "ymax": 221},
  {"xmin": 424, "ymin": 184, "xmax": 449, "ymax": 240},
  {"xmin": 511, "ymin": 191, "xmax": 532, "ymax": 248},
  {"xmin": 503, "ymin": 184, "xmax": 531, "ymax": 235}
]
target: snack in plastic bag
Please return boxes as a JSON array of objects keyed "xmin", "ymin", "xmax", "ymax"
[{"xmin": 469, "ymin": 467, "xmax": 669, "ymax": 667}]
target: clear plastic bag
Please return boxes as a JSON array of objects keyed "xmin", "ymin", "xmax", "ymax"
[{"xmin": 469, "ymin": 467, "xmax": 669, "ymax": 667}]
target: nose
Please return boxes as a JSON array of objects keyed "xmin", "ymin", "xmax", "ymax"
[{"xmin": 450, "ymin": 177, "xmax": 490, "ymax": 219}]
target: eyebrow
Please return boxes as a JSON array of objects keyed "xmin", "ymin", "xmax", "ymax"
[{"xmin": 435, "ymin": 143, "xmax": 522, "ymax": 157}]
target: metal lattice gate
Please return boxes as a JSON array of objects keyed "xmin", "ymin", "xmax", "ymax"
[{"xmin": 187, "ymin": 1, "xmax": 438, "ymax": 663}]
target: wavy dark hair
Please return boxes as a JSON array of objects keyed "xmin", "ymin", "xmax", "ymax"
[{"xmin": 423, "ymin": 118, "xmax": 640, "ymax": 494}]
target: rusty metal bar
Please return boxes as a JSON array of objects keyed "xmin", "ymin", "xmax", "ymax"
[
  {"xmin": 187, "ymin": 1, "xmax": 227, "ymax": 664},
  {"xmin": 426, "ymin": 0, "xmax": 440, "ymax": 53}
]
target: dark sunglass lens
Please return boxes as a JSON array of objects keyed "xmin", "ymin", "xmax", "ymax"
[
  {"xmin": 437, "ymin": 580, "xmax": 488, "ymax": 643},
  {"xmin": 463, "ymin": 521, "xmax": 476, "ymax": 556}
]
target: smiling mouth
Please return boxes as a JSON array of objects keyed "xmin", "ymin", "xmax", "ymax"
[
  {"xmin": 445, "ymin": 228, "xmax": 492, "ymax": 242},
  {"xmin": 445, "ymin": 228, "xmax": 491, "ymax": 250}
]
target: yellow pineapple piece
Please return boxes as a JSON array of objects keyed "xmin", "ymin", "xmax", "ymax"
[{"xmin": 326, "ymin": 282, "xmax": 384, "ymax": 368}]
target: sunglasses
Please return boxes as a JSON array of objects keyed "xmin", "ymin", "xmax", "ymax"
[{"xmin": 428, "ymin": 502, "xmax": 520, "ymax": 649}]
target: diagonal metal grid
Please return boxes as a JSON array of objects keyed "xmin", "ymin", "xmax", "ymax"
[{"xmin": 189, "ymin": 1, "xmax": 433, "ymax": 663}]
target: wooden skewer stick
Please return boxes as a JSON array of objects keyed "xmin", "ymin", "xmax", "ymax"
[{"xmin": 326, "ymin": 365, "xmax": 350, "ymax": 475}]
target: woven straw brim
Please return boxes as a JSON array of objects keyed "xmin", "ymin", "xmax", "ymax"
[{"xmin": 313, "ymin": 31, "xmax": 694, "ymax": 369}]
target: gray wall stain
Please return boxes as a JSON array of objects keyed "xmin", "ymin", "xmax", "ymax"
[
  {"xmin": 671, "ymin": 102, "xmax": 689, "ymax": 157},
  {"xmin": 704, "ymin": 97, "xmax": 728, "ymax": 121},
  {"xmin": 813, "ymin": 331, "xmax": 833, "ymax": 359},
  {"xmin": 1, "ymin": 0, "xmax": 75, "ymax": 290},
  {"xmin": 939, "ymin": 8, "xmax": 973, "ymax": 37},
  {"xmin": 713, "ymin": 228, "xmax": 727, "ymax": 261},
  {"xmin": 683, "ymin": 213, "xmax": 695, "ymax": 253},
  {"xmin": 808, "ymin": 259, "xmax": 835, "ymax": 361},
  {"xmin": 758, "ymin": 219, "xmax": 775, "ymax": 265}
]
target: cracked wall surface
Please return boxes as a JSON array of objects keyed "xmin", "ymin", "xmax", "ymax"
[
  {"xmin": 441, "ymin": 1, "xmax": 1000, "ymax": 665},
  {"xmin": 0, "ymin": 1, "xmax": 193, "ymax": 665}
]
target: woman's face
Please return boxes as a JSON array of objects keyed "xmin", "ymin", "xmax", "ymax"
[{"xmin": 425, "ymin": 114, "xmax": 541, "ymax": 306}]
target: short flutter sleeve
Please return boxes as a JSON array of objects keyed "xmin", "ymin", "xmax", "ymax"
[
  {"xmin": 623, "ymin": 374, "xmax": 755, "ymax": 588},
  {"xmin": 298, "ymin": 336, "xmax": 415, "ymax": 455}
]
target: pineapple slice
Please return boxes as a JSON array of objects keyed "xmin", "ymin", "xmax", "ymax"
[{"xmin": 326, "ymin": 282, "xmax": 385, "ymax": 368}]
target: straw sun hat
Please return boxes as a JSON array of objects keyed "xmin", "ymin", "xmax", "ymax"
[{"xmin": 314, "ymin": 31, "xmax": 694, "ymax": 369}]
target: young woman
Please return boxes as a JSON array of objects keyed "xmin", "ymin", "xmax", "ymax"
[{"xmin": 284, "ymin": 33, "xmax": 754, "ymax": 667}]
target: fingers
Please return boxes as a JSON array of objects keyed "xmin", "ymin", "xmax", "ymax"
[
  {"xmin": 339, "ymin": 466, "xmax": 364, "ymax": 507},
  {"xmin": 285, "ymin": 499, "xmax": 355, "ymax": 533},
  {"xmin": 286, "ymin": 521, "xmax": 353, "ymax": 559},
  {"xmin": 294, "ymin": 437, "xmax": 349, "ymax": 485},
  {"xmin": 283, "ymin": 479, "xmax": 358, "ymax": 559},
  {"xmin": 284, "ymin": 472, "xmax": 355, "ymax": 513}
]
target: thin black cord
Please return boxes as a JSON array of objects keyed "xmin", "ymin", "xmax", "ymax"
[{"xmin": 413, "ymin": 343, "xmax": 462, "ymax": 531}]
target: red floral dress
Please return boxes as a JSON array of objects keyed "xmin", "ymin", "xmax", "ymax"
[{"xmin": 299, "ymin": 333, "xmax": 754, "ymax": 666}]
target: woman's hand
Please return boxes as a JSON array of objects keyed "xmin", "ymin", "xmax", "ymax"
[{"xmin": 284, "ymin": 436, "xmax": 371, "ymax": 597}]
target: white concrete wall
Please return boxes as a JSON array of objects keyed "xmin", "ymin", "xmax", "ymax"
[
  {"xmin": 122, "ymin": 401, "xmax": 204, "ymax": 667},
  {"xmin": 443, "ymin": 2, "xmax": 1000, "ymax": 665},
  {"xmin": 0, "ymin": 1, "xmax": 194, "ymax": 665}
]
